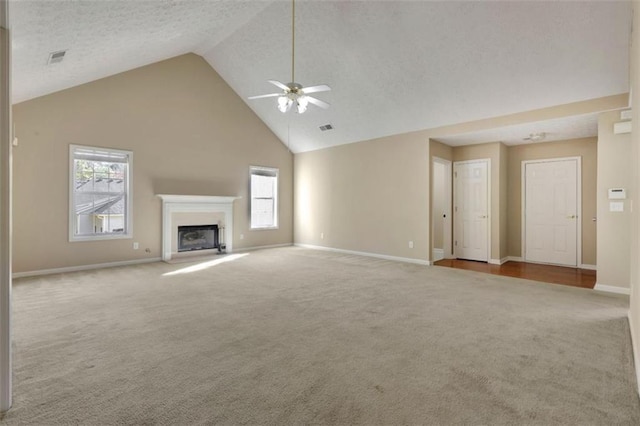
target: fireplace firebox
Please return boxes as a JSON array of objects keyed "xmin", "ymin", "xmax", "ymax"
[{"xmin": 177, "ymin": 224, "xmax": 219, "ymax": 252}]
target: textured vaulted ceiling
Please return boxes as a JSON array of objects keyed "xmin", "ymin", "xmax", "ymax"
[
  {"xmin": 10, "ymin": 1, "xmax": 631, "ymax": 153},
  {"xmin": 11, "ymin": 0, "xmax": 270, "ymax": 102}
]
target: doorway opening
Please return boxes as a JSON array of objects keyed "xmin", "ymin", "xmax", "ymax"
[{"xmin": 432, "ymin": 157, "xmax": 452, "ymax": 262}]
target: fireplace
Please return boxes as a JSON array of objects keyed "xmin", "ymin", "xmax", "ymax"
[
  {"xmin": 157, "ymin": 195, "xmax": 239, "ymax": 261},
  {"xmin": 177, "ymin": 224, "xmax": 218, "ymax": 252}
]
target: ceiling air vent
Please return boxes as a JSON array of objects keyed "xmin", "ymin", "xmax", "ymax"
[
  {"xmin": 319, "ymin": 124, "xmax": 333, "ymax": 131},
  {"xmin": 47, "ymin": 50, "xmax": 67, "ymax": 65}
]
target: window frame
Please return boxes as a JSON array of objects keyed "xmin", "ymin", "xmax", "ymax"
[
  {"xmin": 250, "ymin": 165, "xmax": 279, "ymax": 230},
  {"xmin": 69, "ymin": 144, "xmax": 133, "ymax": 242}
]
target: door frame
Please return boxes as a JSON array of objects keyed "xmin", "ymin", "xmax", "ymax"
[
  {"xmin": 432, "ymin": 157, "xmax": 452, "ymax": 261},
  {"xmin": 453, "ymin": 158, "xmax": 491, "ymax": 262},
  {"xmin": 521, "ymin": 156, "xmax": 582, "ymax": 267},
  {"xmin": 0, "ymin": 1, "xmax": 11, "ymax": 411}
]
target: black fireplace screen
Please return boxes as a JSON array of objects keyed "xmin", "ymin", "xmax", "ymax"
[{"xmin": 177, "ymin": 224, "xmax": 219, "ymax": 252}]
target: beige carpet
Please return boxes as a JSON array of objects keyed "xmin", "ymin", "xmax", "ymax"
[{"xmin": 1, "ymin": 247, "xmax": 639, "ymax": 424}]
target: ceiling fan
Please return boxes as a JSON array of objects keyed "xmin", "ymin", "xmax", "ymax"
[{"xmin": 248, "ymin": 0, "xmax": 331, "ymax": 114}]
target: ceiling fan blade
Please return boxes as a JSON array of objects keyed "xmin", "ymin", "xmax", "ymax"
[
  {"xmin": 301, "ymin": 84, "xmax": 331, "ymax": 94},
  {"xmin": 248, "ymin": 93, "xmax": 281, "ymax": 100},
  {"xmin": 268, "ymin": 80, "xmax": 290, "ymax": 91},
  {"xmin": 306, "ymin": 96, "xmax": 330, "ymax": 109}
]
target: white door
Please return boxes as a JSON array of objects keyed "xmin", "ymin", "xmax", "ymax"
[
  {"xmin": 524, "ymin": 159, "xmax": 578, "ymax": 267},
  {"xmin": 454, "ymin": 160, "xmax": 489, "ymax": 262}
]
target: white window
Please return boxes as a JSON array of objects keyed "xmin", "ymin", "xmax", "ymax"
[
  {"xmin": 250, "ymin": 166, "xmax": 278, "ymax": 229},
  {"xmin": 70, "ymin": 145, "xmax": 132, "ymax": 241}
]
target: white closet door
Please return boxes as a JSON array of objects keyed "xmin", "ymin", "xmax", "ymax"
[{"xmin": 524, "ymin": 159, "xmax": 578, "ymax": 267}]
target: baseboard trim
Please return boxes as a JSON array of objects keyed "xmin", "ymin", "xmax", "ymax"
[
  {"xmin": 433, "ymin": 248, "xmax": 444, "ymax": 261},
  {"xmin": 594, "ymin": 283, "xmax": 631, "ymax": 295},
  {"xmin": 579, "ymin": 264, "xmax": 597, "ymax": 271},
  {"xmin": 13, "ymin": 257, "xmax": 163, "ymax": 279},
  {"xmin": 295, "ymin": 243, "xmax": 430, "ymax": 266},
  {"xmin": 233, "ymin": 243, "xmax": 292, "ymax": 253},
  {"xmin": 489, "ymin": 257, "xmax": 508, "ymax": 265},
  {"xmin": 627, "ymin": 311, "xmax": 640, "ymax": 397},
  {"xmin": 506, "ymin": 256, "xmax": 523, "ymax": 262}
]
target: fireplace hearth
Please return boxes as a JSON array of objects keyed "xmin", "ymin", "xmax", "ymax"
[{"xmin": 177, "ymin": 224, "xmax": 218, "ymax": 252}]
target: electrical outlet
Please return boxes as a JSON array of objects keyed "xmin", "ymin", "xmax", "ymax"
[
  {"xmin": 320, "ymin": 232, "xmax": 324, "ymax": 239},
  {"xmin": 408, "ymin": 241, "xmax": 414, "ymax": 249},
  {"xmin": 133, "ymin": 242, "xmax": 139, "ymax": 250},
  {"xmin": 240, "ymin": 234, "xmax": 244, "ymax": 240}
]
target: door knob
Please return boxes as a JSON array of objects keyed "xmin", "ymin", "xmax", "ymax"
[
  {"xmin": 479, "ymin": 215, "xmax": 487, "ymax": 219},
  {"xmin": 567, "ymin": 215, "xmax": 576, "ymax": 219}
]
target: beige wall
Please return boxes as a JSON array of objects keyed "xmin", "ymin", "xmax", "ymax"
[
  {"xmin": 507, "ymin": 138, "xmax": 597, "ymax": 265},
  {"xmin": 12, "ymin": 54, "xmax": 293, "ymax": 273},
  {"xmin": 428, "ymin": 94, "xmax": 628, "ymax": 139},
  {"xmin": 294, "ymin": 93, "xmax": 628, "ymax": 265},
  {"xmin": 295, "ymin": 133, "xmax": 429, "ymax": 262},
  {"xmin": 597, "ymin": 111, "xmax": 631, "ymax": 289},
  {"xmin": 629, "ymin": 0, "xmax": 640, "ymax": 394},
  {"xmin": 430, "ymin": 139, "xmax": 453, "ymax": 161},
  {"xmin": 452, "ymin": 142, "xmax": 506, "ymax": 261}
]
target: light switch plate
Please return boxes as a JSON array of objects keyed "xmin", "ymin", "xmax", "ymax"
[{"xmin": 610, "ymin": 201, "xmax": 624, "ymax": 212}]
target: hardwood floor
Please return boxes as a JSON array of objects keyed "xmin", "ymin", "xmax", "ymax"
[{"xmin": 433, "ymin": 259, "xmax": 596, "ymax": 289}]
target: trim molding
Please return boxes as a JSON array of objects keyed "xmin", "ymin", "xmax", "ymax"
[
  {"xmin": 489, "ymin": 257, "xmax": 508, "ymax": 265},
  {"xmin": 628, "ymin": 311, "xmax": 640, "ymax": 396},
  {"xmin": 594, "ymin": 283, "xmax": 631, "ymax": 295},
  {"xmin": 506, "ymin": 256, "xmax": 523, "ymax": 262},
  {"xmin": 295, "ymin": 243, "xmax": 431, "ymax": 266},
  {"xmin": 234, "ymin": 243, "xmax": 292, "ymax": 253},
  {"xmin": 0, "ymin": 11, "xmax": 11, "ymax": 412},
  {"xmin": 579, "ymin": 263, "xmax": 597, "ymax": 271},
  {"xmin": 12, "ymin": 257, "xmax": 162, "ymax": 279},
  {"xmin": 433, "ymin": 248, "xmax": 444, "ymax": 262}
]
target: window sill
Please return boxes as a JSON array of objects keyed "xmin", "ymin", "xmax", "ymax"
[
  {"xmin": 250, "ymin": 226, "xmax": 279, "ymax": 231},
  {"xmin": 70, "ymin": 233, "xmax": 132, "ymax": 242}
]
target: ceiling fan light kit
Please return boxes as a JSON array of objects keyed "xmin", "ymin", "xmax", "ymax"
[
  {"xmin": 277, "ymin": 94, "xmax": 308, "ymax": 114},
  {"xmin": 248, "ymin": 0, "xmax": 330, "ymax": 114},
  {"xmin": 524, "ymin": 132, "xmax": 546, "ymax": 142},
  {"xmin": 275, "ymin": 82, "xmax": 309, "ymax": 113}
]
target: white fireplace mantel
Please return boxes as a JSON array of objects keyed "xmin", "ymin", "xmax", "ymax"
[{"xmin": 157, "ymin": 194, "xmax": 240, "ymax": 261}]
